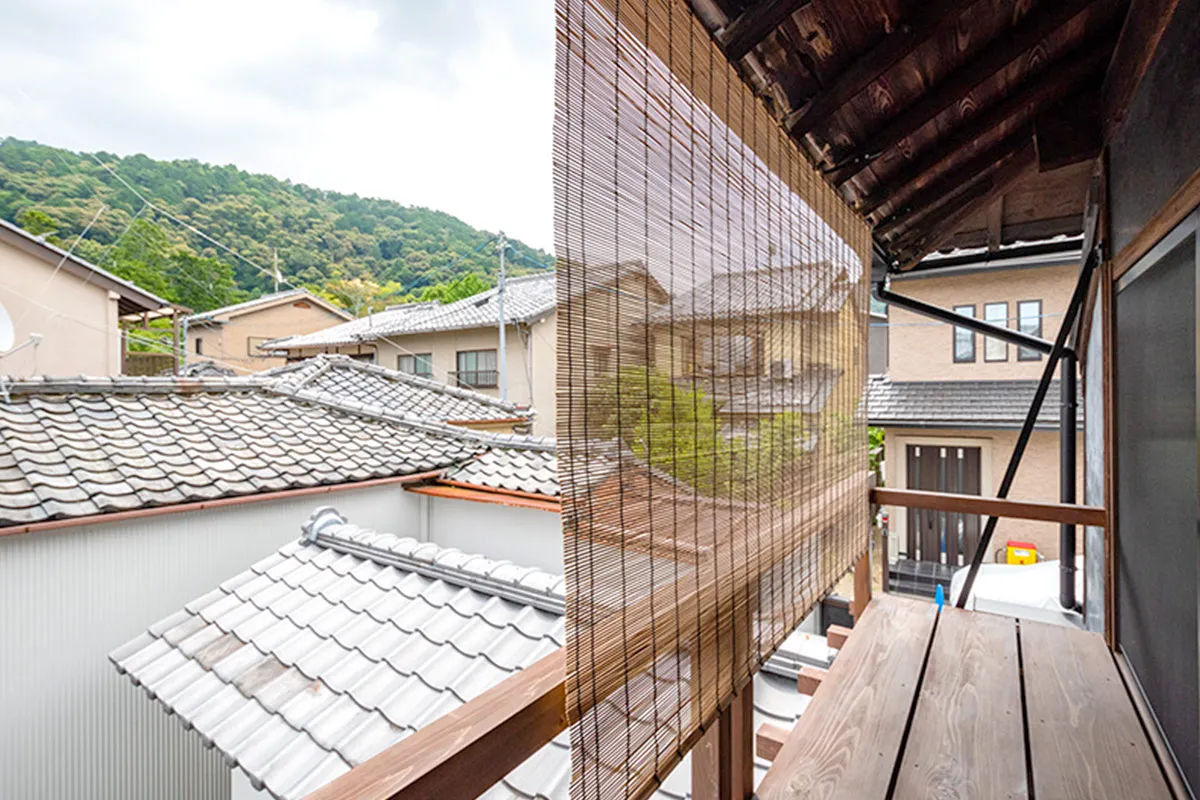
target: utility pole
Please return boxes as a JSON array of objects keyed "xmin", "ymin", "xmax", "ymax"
[
  {"xmin": 272, "ymin": 249, "xmax": 281, "ymax": 293},
  {"xmin": 497, "ymin": 232, "xmax": 507, "ymax": 402}
]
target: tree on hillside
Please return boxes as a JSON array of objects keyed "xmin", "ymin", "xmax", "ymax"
[
  {"xmin": 318, "ymin": 277, "xmax": 412, "ymax": 316},
  {"xmin": 101, "ymin": 218, "xmax": 241, "ymax": 312},
  {"xmin": 16, "ymin": 208, "xmax": 58, "ymax": 237},
  {"xmin": 420, "ymin": 273, "xmax": 490, "ymax": 304}
]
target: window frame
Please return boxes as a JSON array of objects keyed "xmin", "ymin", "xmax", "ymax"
[
  {"xmin": 983, "ymin": 301, "xmax": 1009, "ymax": 362},
  {"xmin": 397, "ymin": 352, "xmax": 434, "ymax": 379},
  {"xmin": 952, "ymin": 304, "xmax": 976, "ymax": 363},
  {"xmin": 455, "ymin": 349, "xmax": 499, "ymax": 389},
  {"xmin": 194, "ymin": 337, "xmax": 204, "ymax": 356},
  {"xmin": 247, "ymin": 336, "xmax": 271, "ymax": 357},
  {"xmin": 1016, "ymin": 299, "xmax": 1043, "ymax": 361}
]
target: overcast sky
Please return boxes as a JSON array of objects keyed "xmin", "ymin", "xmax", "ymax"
[{"xmin": 0, "ymin": 0, "xmax": 556, "ymax": 250}]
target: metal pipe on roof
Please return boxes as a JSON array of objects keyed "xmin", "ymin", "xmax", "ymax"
[{"xmin": 874, "ymin": 281, "xmax": 1056, "ymax": 355}]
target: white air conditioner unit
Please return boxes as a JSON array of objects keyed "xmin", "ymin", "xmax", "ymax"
[{"xmin": 770, "ymin": 358, "xmax": 794, "ymax": 380}]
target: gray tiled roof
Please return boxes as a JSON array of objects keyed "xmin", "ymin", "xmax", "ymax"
[
  {"xmin": 445, "ymin": 436, "xmax": 559, "ymax": 497},
  {"xmin": 0, "ymin": 377, "xmax": 489, "ymax": 528},
  {"xmin": 650, "ymin": 262, "xmax": 851, "ymax": 322},
  {"xmin": 867, "ymin": 376, "xmax": 1083, "ymax": 429},
  {"xmin": 261, "ymin": 356, "xmax": 533, "ymax": 426},
  {"xmin": 112, "ymin": 509, "xmax": 818, "ymax": 800},
  {"xmin": 267, "ymin": 274, "xmax": 557, "ymax": 350},
  {"xmin": 710, "ymin": 366, "xmax": 842, "ymax": 415}
]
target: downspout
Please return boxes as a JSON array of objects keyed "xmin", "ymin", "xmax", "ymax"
[{"xmin": 1060, "ymin": 348, "xmax": 1078, "ymax": 610}]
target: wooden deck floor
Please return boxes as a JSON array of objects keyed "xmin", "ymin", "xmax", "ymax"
[{"xmin": 756, "ymin": 595, "xmax": 1176, "ymax": 800}]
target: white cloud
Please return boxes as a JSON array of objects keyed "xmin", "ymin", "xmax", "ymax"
[{"xmin": 0, "ymin": 0, "xmax": 556, "ymax": 250}]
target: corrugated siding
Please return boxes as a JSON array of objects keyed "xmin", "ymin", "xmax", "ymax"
[{"xmin": 0, "ymin": 484, "xmax": 416, "ymax": 800}]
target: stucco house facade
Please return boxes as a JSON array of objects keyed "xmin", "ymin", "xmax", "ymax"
[
  {"xmin": 0, "ymin": 217, "xmax": 171, "ymax": 377},
  {"xmin": 869, "ymin": 245, "xmax": 1084, "ymax": 590},
  {"xmin": 185, "ymin": 289, "xmax": 352, "ymax": 375},
  {"xmin": 266, "ymin": 274, "xmax": 558, "ymax": 435}
]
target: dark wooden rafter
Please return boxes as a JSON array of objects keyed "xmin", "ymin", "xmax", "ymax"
[
  {"xmin": 859, "ymin": 35, "xmax": 1114, "ymax": 220},
  {"xmin": 717, "ymin": 0, "xmax": 813, "ymax": 62},
  {"xmin": 827, "ymin": 0, "xmax": 1104, "ymax": 187},
  {"xmin": 784, "ymin": 0, "xmax": 980, "ymax": 138},
  {"xmin": 894, "ymin": 144, "xmax": 1039, "ymax": 267},
  {"xmin": 874, "ymin": 125, "xmax": 1033, "ymax": 239},
  {"xmin": 1100, "ymin": 0, "xmax": 1183, "ymax": 140}
]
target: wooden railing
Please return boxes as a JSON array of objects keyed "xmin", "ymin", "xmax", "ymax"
[{"xmin": 307, "ymin": 487, "xmax": 1107, "ymax": 800}]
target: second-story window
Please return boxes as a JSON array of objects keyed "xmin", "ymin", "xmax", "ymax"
[
  {"xmin": 195, "ymin": 337, "xmax": 204, "ymax": 356},
  {"xmin": 397, "ymin": 353, "xmax": 433, "ymax": 378},
  {"xmin": 953, "ymin": 305, "xmax": 976, "ymax": 363},
  {"xmin": 1017, "ymin": 300, "xmax": 1043, "ymax": 361},
  {"xmin": 984, "ymin": 302, "xmax": 1008, "ymax": 362},
  {"xmin": 456, "ymin": 349, "xmax": 498, "ymax": 389}
]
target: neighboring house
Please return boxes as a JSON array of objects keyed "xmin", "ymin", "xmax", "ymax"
[
  {"xmin": 645, "ymin": 262, "xmax": 863, "ymax": 434},
  {"xmin": 185, "ymin": 289, "xmax": 352, "ymax": 375},
  {"xmin": 112, "ymin": 508, "xmax": 826, "ymax": 800},
  {"xmin": 0, "ymin": 217, "xmax": 171, "ymax": 377},
  {"xmin": 265, "ymin": 274, "xmax": 557, "ymax": 435},
  {"xmin": 260, "ymin": 355, "xmax": 535, "ymax": 434},
  {"xmin": 0, "ymin": 374, "xmax": 557, "ymax": 800},
  {"xmin": 868, "ymin": 245, "xmax": 1085, "ymax": 591}
]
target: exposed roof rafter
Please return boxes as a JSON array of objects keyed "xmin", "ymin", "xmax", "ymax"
[{"xmin": 717, "ymin": 0, "xmax": 812, "ymax": 62}]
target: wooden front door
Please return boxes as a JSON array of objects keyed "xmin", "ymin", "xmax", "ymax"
[{"xmin": 905, "ymin": 444, "xmax": 982, "ymax": 566}]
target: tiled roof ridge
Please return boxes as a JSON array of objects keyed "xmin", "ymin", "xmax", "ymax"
[
  {"xmin": 277, "ymin": 355, "xmax": 533, "ymax": 416},
  {"xmin": 302, "ymin": 508, "xmax": 565, "ymax": 613},
  {"xmin": 185, "ymin": 288, "xmax": 351, "ymax": 324},
  {"xmin": 410, "ymin": 272, "xmax": 555, "ymax": 329},
  {"xmin": 0, "ymin": 374, "xmax": 272, "ymax": 395}
]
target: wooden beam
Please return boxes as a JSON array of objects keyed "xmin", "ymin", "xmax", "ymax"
[
  {"xmin": 858, "ymin": 39, "xmax": 1109, "ymax": 219},
  {"xmin": 718, "ymin": 0, "xmax": 812, "ymax": 62},
  {"xmin": 873, "ymin": 128, "xmax": 1032, "ymax": 237},
  {"xmin": 303, "ymin": 649, "xmax": 566, "ymax": 800},
  {"xmin": 405, "ymin": 482, "xmax": 561, "ymax": 513},
  {"xmin": 829, "ymin": 0, "xmax": 1103, "ymax": 186},
  {"xmin": 755, "ymin": 723, "xmax": 790, "ymax": 762},
  {"xmin": 851, "ymin": 549, "xmax": 871, "ymax": 621},
  {"xmin": 870, "ymin": 487, "xmax": 1107, "ymax": 528},
  {"xmin": 894, "ymin": 144, "xmax": 1039, "ymax": 265},
  {"xmin": 986, "ymin": 197, "xmax": 1004, "ymax": 252},
  {"xmin": 825, "ymin": 624, "xmax": 852, "ymax": 650},
  {"xmin": 1034, "ymin": 97, "xmax": 1103, "ymax": 172},
  {"xmin": 784, "ymin": 0, "xmax": 978, "ymax": 137},
  {"xmin": 796, "ymin": 665, "xmax": 827, "ymax": 696},
  {"xmin": 1101, "ymin": 0, "xmax": 1183, "ymax": 142},
  {"xmin": 693, "ymin": 681, "xmax": 754, "ymax": 800}
]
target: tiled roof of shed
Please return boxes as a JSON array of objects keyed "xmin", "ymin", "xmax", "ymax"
[
  {"xmin": 261, "ymin": 356, "xmax": 533, "ymax": 426},
  {"xmin": 445, "ymin": 436, "xmax": 559, "ymax": 497},
  {"xmin": 0, "ymin": 377, "xmax": 488, "ymax": 529},
  {"xmin": 867, "ymin": 376, "xmax": 1083, "ymax": 429},
  {"xmin": 650, "ymin": 262, "xmax": 851, "ymax": 322},
  {"xmin": 267, "ymin": 273, "xmax": 557, "ymax": 350},
  {"xmin": 112, "ymin": 509, "xmax": 821, "ymax": 800}
]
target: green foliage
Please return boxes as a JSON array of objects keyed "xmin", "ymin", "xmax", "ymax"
[
  {"xmin": 420, "ymin": 273, "xmax": 490, "ymax": 304},
  {"xmin": 0, "ymin": 137, "xmax": 552, "ymax": 312},
  {"xmin": 316, "ymin": 277, "xmax": 413, "ymax": 316},
  {"xmin": 590, "ymin": 367, "xmax": 809, "ymax": 499},
  {"xmin": 869, "ymin": 426, "xmax": 885, "ymax": 484}
]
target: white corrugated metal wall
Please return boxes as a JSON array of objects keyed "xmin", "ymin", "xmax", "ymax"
[{"xmin": 0, "ymin": 485, "xmax": 418, "ymax": 800}]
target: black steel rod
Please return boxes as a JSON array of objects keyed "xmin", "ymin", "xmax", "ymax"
[
  {"xmin": 875, "ymin": 283, "xmax": 1056, "ymax": 355},
  {"xmin": 1060, "ymin": 348, "xmax": 1078, "ymax": 610},
  {"xmin": 953, "ymin": 247, "xmax": 1099, "ymax": 608}
]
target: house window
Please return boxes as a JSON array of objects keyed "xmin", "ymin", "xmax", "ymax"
[
  {"xmin": 1017, "ymin": 300, "xmax": 1043, "ymax": 361},
  {"xmin": 398, "ymin": 353, "xmax": 434, "ymax": 378},
  {"xmin": 701, "ymin": 334, "xmax": 759, "ymax": 376},
  {"xmin": 983, "ymin": 302, "xmax": 1008, "ymax": 362},
  {"xmin": 590, "ymin": 346, "xmax": 613, "ymax": 377},
  {"xmin": 456, "ymin": 349, "xmax": 498, "ymax": 388},
  {"xmin": 952, "ymin": 305, "xmax": 975, "ymax": 363},
  {"xmin": 195, "ymin": 337, "xmax": 204, "ymax": 356},
  {"xmin": 247, "ymin": 336, "xmax": 270, "ymax": 357}
]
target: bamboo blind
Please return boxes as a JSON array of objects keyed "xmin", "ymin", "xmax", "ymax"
[{"xmin": 554, "ymin": 1, "xmax": 872, "ymax": 798}]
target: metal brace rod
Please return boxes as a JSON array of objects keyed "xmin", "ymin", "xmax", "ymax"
[
  {"xmin": 954, "ymin": 245, "xmax": 1099, "ymax": 608},
  {"xmin": 874, "ymin": 283, "xmax": 1057, "ymax": 355}
]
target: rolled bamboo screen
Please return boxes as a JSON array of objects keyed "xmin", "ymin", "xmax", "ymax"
[{"xmin": 554, "ymin": 1, "xmax": 871, "ymax": 798}]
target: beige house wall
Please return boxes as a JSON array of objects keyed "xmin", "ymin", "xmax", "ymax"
[
  {"xmin": 887, "ymin": 263, "xmax": 1077, "ymax": 381},
  {"xmin": 190, "ymin": 300, "xmax": 349, "ymax": 374},
  {"xmin": 881, "ymin": 425, "xmax": 1083, "ymax": 561},
  {"xmin": 0, "ymin": 241, "xmax": 121, "ymax": 377}
]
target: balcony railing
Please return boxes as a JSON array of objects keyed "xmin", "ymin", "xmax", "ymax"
[{"xmin": 452, "ymin": 370, "xmax": 498, "ymax": 390}]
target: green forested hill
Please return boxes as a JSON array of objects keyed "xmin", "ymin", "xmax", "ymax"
[{"xmin": 0, "ymin": 137, "xmax": 552, "ymax": 313}]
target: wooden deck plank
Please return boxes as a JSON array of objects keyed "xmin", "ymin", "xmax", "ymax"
[
  {"xmin": 1021, "ymin": 619, "xmax": 1173, "ymax": 800},
  {"xmin": 893, "ymin": 608, "xmax": 1029, "ymax": 799},
  {"xmin": 756, "ymin": 595, "xmax": 936, "ymax": 800}
]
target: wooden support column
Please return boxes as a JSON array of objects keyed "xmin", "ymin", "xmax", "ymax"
[
  {"xmin": 692, "ymin": 681, "xmax": 755, "ymax": 800},
  {"xmin": 851, "ymin": 549, "xmax": 871, "ymax": 622}
]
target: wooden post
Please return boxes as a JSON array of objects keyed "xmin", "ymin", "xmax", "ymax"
[
  {"xmin": 692, "ymin": 680, "xmax": 754, "ymax": 800},
  {"xmin": 851, "ymin": 549, "xmax": 871, "ymax": 622}
]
